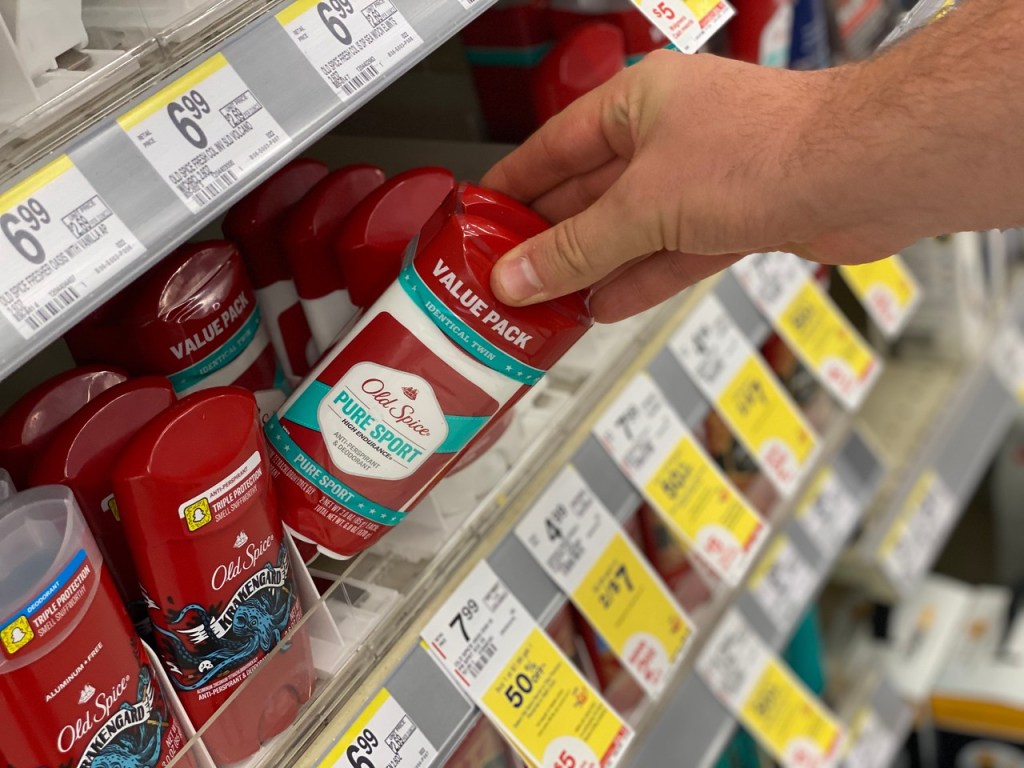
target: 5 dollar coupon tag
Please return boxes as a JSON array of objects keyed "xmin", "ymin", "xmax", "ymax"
[
  {"xmin": 838, "ymin": 256, "xmax": 920, "ymax": 340},
  {"xmin": 422, "ymin": 562, "xmax": 633, "ymax": 768},
  {"xmin": 669, "ymin": 294, "xmax": 820, "ymax": 498},
  {"xmin": 698, "ymin": 610, "xmax": 846, "ymax": 768},
  {"xmin": 594, "ymin": 373, "xmax": 768, "ymax": 584},
  {"xmin": 516, "ymin": 465, "xmax": 695, "ymax": 696},
  {"xmin": 631, "ymin": 0, "xmax": 734, "ymax": 53},
  {"xmin": 732, "ymin": 252, "xmax": 881, "ymax": 411}
]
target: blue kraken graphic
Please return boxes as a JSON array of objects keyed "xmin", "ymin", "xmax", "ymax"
[
  {"xmin": 78, "ymin": 666, "xmax": 170, "ymax": 768},
  {"xmin": 153, "ymin": 546, "xmax": 295, "ymax": 692}
]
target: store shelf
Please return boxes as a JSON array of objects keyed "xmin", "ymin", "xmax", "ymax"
[{"xmin": 0, "ymin": 0, "xmax": 498, "ymax": 380}]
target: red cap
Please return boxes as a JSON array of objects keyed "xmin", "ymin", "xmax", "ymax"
[
  {"xmin": 533, "ymin": 22, "xmax": 625, "ymax": 124},
  {"xmin": 222, "ymin": 158, "xmax": 330, "ymax": 289},
  {"xmin": 30, "ymin": 376, "xmax": 176, "ymax": 627},
  {"xmin": 0, "ymin": 366, "xmax": 128, "ymax": 487},
  {"xmin": 547, "ymin": 2, "xmax": 667, "ymax": 56},
  {"xmin": 283, "ymin": 165, "xmax": 387, "ymax": 302},
  {"xmin": 336, "ymin": 167, "xmax": 456, "ymax": 308},
  {"xmin": 411, "ymin": 182, "xmax": 592, "ymax": 371},
  {"xmin": 64, "ymin": 293, "xmax": 135, "ymax": 368}
]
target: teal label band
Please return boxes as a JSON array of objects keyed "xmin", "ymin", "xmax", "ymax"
[
  {"xmin": 464, "ymin": 42, "xmax": 553, "ymax": 68},
  {"xmin": 168, "ymin": 308, "xmax": 263, "ymax": 393},
  {"xmin": 399, "ymin": 264, "xmax": 544, "ymax": 385},
  {"xmin": 265, "ymin": 416, "xmax": 406, "ymax": 527}
]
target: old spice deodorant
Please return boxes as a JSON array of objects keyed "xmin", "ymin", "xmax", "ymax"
[
  {"xmin": 532, "ymin": 22, "xmax": 625, "ymax": 124},
  {"xmin": 30, "ymin": 377, "xmax": 177, "ymax": 637},
  {"xmin": 547, "ymin": 0, "xmax": 669, "ymax": 65},
  {"xmin": 283, "ymin": 164, "xmax": 388, "ymax": 354},
  {"xmin": 112, "ymin": 388, "xmax": 314, "ymax": 765},
  {"xmin": 0, "ymin": 366, "xmax": 128, "ymax": 488},
  {"xmin": 267, "ymin": 183, "xmax": 593, "ymax": 558},
  {"xmin": 0, "ymin": 486, "xmax": 190, "ymax": 768},
  {"xmin": 223, "ymin": 159, "xmax": 329, "ymax": 386},
  {"xmin": 336, "ymin": 167, "xmax": 456, "ymax": 311}
]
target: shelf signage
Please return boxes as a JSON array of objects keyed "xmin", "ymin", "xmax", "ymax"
[
  {"xmin": 838, "ymin": 256, "xmax": 921, "ymax": 340},
  {"xmin": 317, "ymin": 689, "xmax": 436, "ymax": 768}
]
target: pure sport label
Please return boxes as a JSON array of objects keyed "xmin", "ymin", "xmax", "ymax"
[
  {"xmin": 838, "ymin": 256, "xmax": 920, "ymax": 340},
  {"xmin": 316, "ymin": 689, "xmax": 436, "ymax": 768},
  {"xmin": 0, "ymin": 156, "xmax": 144, "ymax": 339},
  {"xmin": 594, "ymin": 373, "xmax": 768, "ymax": 584},
  {"xmin": 119, "ymin": 54, "xmax": 289, "ymax": 212},
  {"xmin": 631, "ymin": 0, "xmax": 735, "ymax": 54},
  {"xmin": 516, "ymin": 465, "xmax": 695, "ymax": 696}
]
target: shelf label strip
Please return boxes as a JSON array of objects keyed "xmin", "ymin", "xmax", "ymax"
[
  {"xmin": 118, "ymin": 53, "xmax": 290, "ymax": 214},
  {"xmin": 668, "ymin": 294, "xmax": 820, "ymax": 498},
  {"xmin": 732, "ymin": 252, "xmax": 882, "ymax": 411},
  {"xmin": 421, "ymin": 561, "xmax": 633, "ymax": 768},
  {"xmin": 841, "ymin": 706, "xmax": 901, "ymax": 768},
  {"xmin": 515, "ymin": 464, "xmax": 696, "ymax": 697},
  {"xmin": 747, "ymin": 533, "xmax": 817, "ymax": 636},
  {"xmin": 697, "ymin": 609, "xmax": 846, "ymax": 768},
  {"xmin": 0, "ymin": 156, "xmax": 145, "ymax": 340},
  {"xmin": 838, "ymin": 256, "xmax": 921, "ymax": 340},
  {"xmin": 594, "ymin": 372, "xmax": 768, "ymax": 585},
  {"xmin": 795, "ymin": 467, "xmax": 862, "ymax": 562},
  {"xmin": 277, "ymin": 0, "xmax": 423, "ymax": 104}
]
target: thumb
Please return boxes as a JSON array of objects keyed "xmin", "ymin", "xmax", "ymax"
[{"xmin": 491, "ymin": 179, "xmax": 657, "ymax": 306}]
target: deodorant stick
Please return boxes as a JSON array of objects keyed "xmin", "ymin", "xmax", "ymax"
[{"xmin": 266, "ymin": 183, "xmax": 593, "ymax": 558}]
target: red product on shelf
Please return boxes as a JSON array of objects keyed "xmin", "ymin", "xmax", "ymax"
[
  {"xmin": 532, "ymin": 21, "xmax": 625, "ymax": 124},
  {"xmin": 267, "ymin": 184, "xmax": 593, "ymax": 559},
  {"xmin": 223, "ymin": 158, "xmax": 329, "ymax": 385},
  {"xmin": 547, "ymin": 0, "xmax": 668, "ymax": 63},
  {"xmin": 336, "ymin": 167, "xmax": 456, "ymax": 310},
  {"xmin": 0, "ymin": 366, "xmax": 128, "ymax": 488},
  {"xmin": 0, "ymin": 486, "xmax": 191, "ymax": 768},
  {"xmin": 113, "ymin": 388, "xmax": 315, "ymax": 765},
  {"xmin": 30, "ymin": 377, "xmax": 178, "ymax": 636},
  {"xmin": 283, "ymin": 164, "xmax": 388, "ymax": 354},
  {"xmin": 728, "ymin": 0, "xmax": 796, "ymax": 65}
]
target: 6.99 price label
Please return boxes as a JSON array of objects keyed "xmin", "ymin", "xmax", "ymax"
[
  {"xmin": 316, "ymin": 689, "xmax": 436, "ymax": 768},
  {"xmin": 631, "ymin": 0, "xmax": 735, "ymax": 54},
  {"xmin": 118, "ymin": 54, "xmax": 289, "ymax": 213},
  {"xmin": 0, "ymin": 156, "xmax": 145, "ymax": 339},
  {"xmin": 278, "ymin": 0, "xmax": 422, "ymax": 102},
  {"xmin": 422, "ymin": 562, "xmax": 633, "ymax": 768}
]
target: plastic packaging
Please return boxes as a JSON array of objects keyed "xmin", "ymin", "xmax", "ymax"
[
  {"xmin": 283, "ymin": 164, "xmax": 387, "ymax": 354},
  {"xmin": 532, "ymin": 22, "xmax": 625, "ymax": 124},
  {"xmin": 336, "ymin": 166, "xmax": 455, "ymax": 311},
  {"xmin": 268, "ymin": 183, "xmax": 593, "ymax": 558},
  {"xmin": 0, "ymin": 486, "xmax": 190, "ymax": 768},
  {"xmin": 31, "ymin": 376, "xmax": 177, "ymax": 636},
  {"xmin": 223, "ymin": 158, "xmax": 329, "ymax": 385},
  {"xmin": 113, "ymin": 388, "xmax": 314, "ymax": 764},
  {"xmin": 0, "ymin": 366, "xmax": 128, "ymax": 488}
]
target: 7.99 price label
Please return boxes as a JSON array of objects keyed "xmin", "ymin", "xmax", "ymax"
[
  {"xmin": 0, "ymin": 156, "xmax": 145, "ymax": 339},
  {"xmin": 422, "ymin": 562, "xmax": 633, "ymax": 768},
  {"xmin": 316, "ymin": 689, "xmax": 436, "ymax": 768},
  {"xmin": 631, "ymin": 0, "xmax": 735, "ymax": 54},
  {"xmin": 278, "ymin": 0, "xmax": 422, "ymax": 102},
  {"xmin": 516, "ymin": 465, "xmax": 695, "ymax": 696},
  {"xmin": 118, "ymin": 54, "xmax": 288, "ymax": 213}
]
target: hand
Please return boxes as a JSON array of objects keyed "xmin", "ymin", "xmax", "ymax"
[{"xmin": 482, "ymin": 51, "xmax": 910, "ymax": 322}]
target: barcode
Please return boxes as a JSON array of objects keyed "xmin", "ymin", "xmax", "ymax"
[
  {"xmin": 191, "ymin": 169, "xmax": 239, "ymax": 207},
  {"xmin": 341, "ymin": 63, "xmax": 381, "ymax": 96},
  {"xmin": 468, "ymin": 641, "xmax": 496, "ymax": 678},
  {"xmin": 24, "ymin": 285, "xmax": 81, "ymax": 332}
]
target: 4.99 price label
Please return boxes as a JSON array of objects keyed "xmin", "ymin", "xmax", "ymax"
[
  {"xmin": 278, "ymin": 0, "xmax": 422, "ymax": 102},
  {"xmin": 594, "ymin": 373, "xmax": 768, "ymax": 584},
  {"xmin": 838, "ymin": 256, "xmax": 920, "ymax": 340},
  {"xmin": 316, "ymin": 689, "xmax": 436, "ymax": 768},
  {"xmin": 421, "ymin": 562, "xmax": 633, "ymax": 768},
  {"xmin": 631, "ymin": 0, "xmax": 735, "ymax": 54},
  {"xmin": 516, "ymin": 465, "xmax": 695, "ymax": 696},
  {"xmin": 118, "ymin": 54, "xmax": 289, "ymax": 213},
  {"xmin": 0, "ymin": 156, "xmax": 145, "ymax": 339},
  {"xmin": 669, "ymin": 294, "xmax": 820, "ymax": 498}
]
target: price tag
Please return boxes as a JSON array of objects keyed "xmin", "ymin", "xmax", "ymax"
[
  {"xmin": 841, "ymin": 708, "xmax": 897, "ymax": 768},
  {"xmin": 698, "ymin": 610, "xmax": 846, "ymax": 768},
  {"xmin": 795, "ymin": 468, "xmax": 862, "ymax": 561},
  {"xmin": 516, "ymin": 465, "xmax": 695, "ymax": 696},
  {"xmin": 878, "ymin": 470, "xmax": 956, "ymax": 593},
  {"xmin": 631, "ymin": 0, "xmax": 735, "ymax": 54},
  {"xmin": 594, "ymin": 373, "xmax": 768, "ymax": 584},
  {"xmin": 669, "ymin": 295, "xmax": 820, "ymax": 497},
  {"xmin": 990, "ymin": 323, "xmax": 1024, "ymax": 403},
  {"xmin": 118, "ymin": 54, "xmax": 288, "ymax": 213},
  {"xmin": 733, "ymin": 253, "xmax": 881, "ymax": 411},
  {"xmin": 317, "ymin": 689, "xmax": 436, "ymax": 768},
  {"xmin": 277, "ymin": 0, "xmax": 422, "ymax": 102},
  {"xmin": 422, "ymin": 562, "xmax": 633, "ymax": 768},
  {"xmin": 0, "ymin": 156, "xmax": 145, "ymax": 340},
  {"xmin": 747, "ymin": 534, "xmax": 817, "ymax": 635},
  {"xmin": 838, "ymin": 257, "xmax": 920, "ymax": 340}
]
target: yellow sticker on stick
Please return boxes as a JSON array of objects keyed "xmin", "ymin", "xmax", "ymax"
[{"xmin": 839, "ymin": 256, "xmax": 920, "ymax": 340}]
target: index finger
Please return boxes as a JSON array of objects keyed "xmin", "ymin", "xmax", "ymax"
[{"xmin": 480, "ymin": 66, "xmax": 639, "ymax": 203}]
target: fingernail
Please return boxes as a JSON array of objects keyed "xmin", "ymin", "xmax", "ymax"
[{"xmin": 495, "ymin": 255, "xmax": 543, "ymax": 303}]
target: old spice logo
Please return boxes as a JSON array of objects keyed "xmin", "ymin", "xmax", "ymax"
[
  {"xmin": 78, "ymin": 684, "xmax": 96, "ymax": 704},
  {"xmin": 234, "ymin": 530, "xmax": 248, "ymax": 548},
  {"xmin": 211, "ymin": 533, "xmax": 275, "ymax": 591},
  {"xmin": 360, "ymin": 378, "xmax": 431, "ymax": 436},
  {"xmin": 63, "ymin": 671, "xmax": 159, "ymax": 766},
  {"xmin": 402, "ymin": 386, "xmax": 418, "ymax": 400}
]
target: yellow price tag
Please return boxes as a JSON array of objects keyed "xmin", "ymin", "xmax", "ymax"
[
  {"xmin": 839, "ymin": 257, "xmax": 920, "ymax": 340},
  {"xmin": 317, "ymin": 689, "xmax": 436, "ymax": 768},
  {"xmin": 631, "ymin": 0, "xmax": 734, "ymax": 53},
  {"xmin": 878, "ymin": 470, "xmax": 956, "ymax": 593}
]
